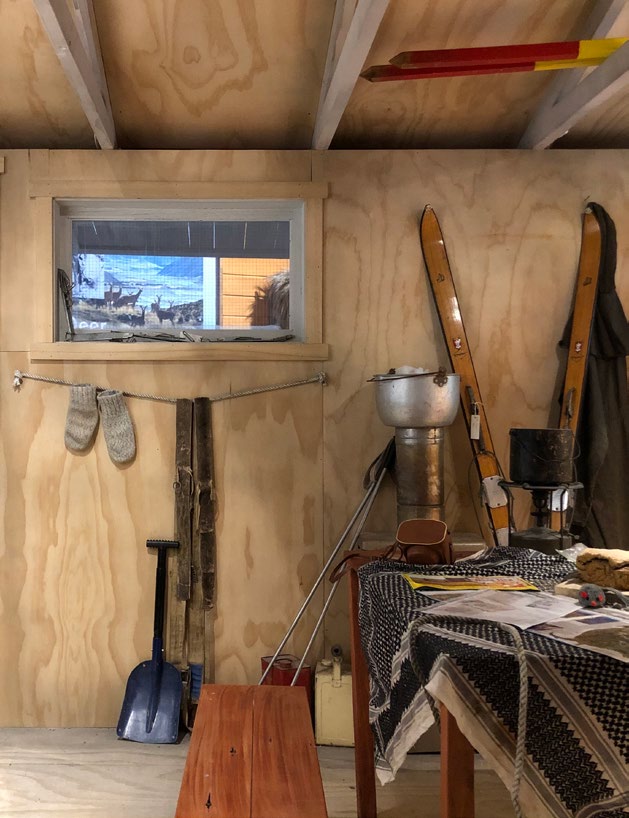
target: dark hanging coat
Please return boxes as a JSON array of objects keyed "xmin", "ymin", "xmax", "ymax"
[{"xmin": 564, "ymin": 203, "xmax": 629, "ymax": 549}]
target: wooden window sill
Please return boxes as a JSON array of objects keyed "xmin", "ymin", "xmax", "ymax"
[{"xmin": 29, "ymin": 342, "xmax": 329, "ymax": 362}]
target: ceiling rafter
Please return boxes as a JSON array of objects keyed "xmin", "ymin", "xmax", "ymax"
[
  {"xmin": 312, "ymin": 0, "xmax": 391, "ymax": 150},
  {"xmin": 518, "ymin": 0, "xmax": 628, "ymax": 149},
  {"xmin": 33, "ymin": 0, "xmax": 116, "ymax": 149}
]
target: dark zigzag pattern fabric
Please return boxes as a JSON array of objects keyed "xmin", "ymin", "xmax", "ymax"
[{"xmin": 357, "ymin": 548, "xmax": 629, "ymax": 818}]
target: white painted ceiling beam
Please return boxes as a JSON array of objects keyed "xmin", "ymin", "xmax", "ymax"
[
  {"xmin": 519, "ymin": 39, "xmax": 629, "ymax": 150},
  {"xmin": 34, "ymin": 0, "xmax": 116, "ymax": 149},
  {"xmin": 313, "ymin": 0, "xmax": 391, "ymax": 150},
  {"xmin": 518, "ymin": 0, "xmax": 628, "ymax": 148}
]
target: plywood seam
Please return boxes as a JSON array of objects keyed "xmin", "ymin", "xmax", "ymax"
[
  {"xmin": 28, "ymin": 180, "xmax": 329, "ymax": 200},
  {"xmin": 29, "ymin": 342, "xmax": 330, "ymax": 361}
]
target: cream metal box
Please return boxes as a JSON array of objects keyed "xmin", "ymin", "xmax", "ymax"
[{"xmin": 314, "ymin": 660, "xmax": 354, "ymax": 747}]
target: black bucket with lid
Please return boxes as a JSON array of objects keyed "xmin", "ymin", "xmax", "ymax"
[{"xmin": 509, "ymin": 428, "xmax": 574, "ymax": 485}]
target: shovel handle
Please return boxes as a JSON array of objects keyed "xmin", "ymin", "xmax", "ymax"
[{"xmin": 147, "ymin": 540, "xmax": 179, "ymax": 641}]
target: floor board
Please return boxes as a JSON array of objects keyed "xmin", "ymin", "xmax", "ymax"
[{"xmin": 0, "ymin": 729, "xmax": 515, "ymax": 817}]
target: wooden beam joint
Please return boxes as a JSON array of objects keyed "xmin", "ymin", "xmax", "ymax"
[{"xmin": 33, "ymin": 0, "xmax": 116, "ymax": 149}]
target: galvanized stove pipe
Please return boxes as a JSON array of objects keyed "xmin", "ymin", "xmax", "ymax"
[
  {"xmin": 394, "ymin": 426, "xmax": 444, "ymax": 522},
  {"xmin": 371, "ymin": 369, "xmax": 460, "ymax": 525}
]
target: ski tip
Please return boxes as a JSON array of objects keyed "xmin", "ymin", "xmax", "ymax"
[{"xmin": 419, "ymin": 205, "xmax": 434, "ymax": 226}]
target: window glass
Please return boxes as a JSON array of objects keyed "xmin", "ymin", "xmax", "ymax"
[{"xmin": 57, "ymin": 202, "xmax": 303, "ymax": 340}]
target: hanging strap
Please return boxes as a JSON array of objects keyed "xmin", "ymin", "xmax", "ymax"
[
  {"xmin": 194, "ymin": 398, "xmax": 217, "ymax": 610},
  {"xmin": 168, "ymin": 399, "xmax": 194, "ymax": 668}
]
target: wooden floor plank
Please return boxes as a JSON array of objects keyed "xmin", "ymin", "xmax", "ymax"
[{"xmin": 0, "ymin": 729, "xmax": 515, "ymax": 818}]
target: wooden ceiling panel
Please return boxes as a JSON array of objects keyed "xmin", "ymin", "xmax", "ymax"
[
  {"xmin": 0, "ymin": 0, "xmax": 94, "ymax": 148},
  {"xmin": 333, "ymin": 0, "xmax": 597, "ymax": 148},
  {"xmin": 2, "ymin": 0, "xmax": 629, "ymax": 151},
  {"xmin": 92, "ymin": 0, "xmax": 335, "ymax": 149}
]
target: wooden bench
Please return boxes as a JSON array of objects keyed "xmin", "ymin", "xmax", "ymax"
[{"xmin": 175, "ymin": 684, "xmax": 328, "ymax": 818}]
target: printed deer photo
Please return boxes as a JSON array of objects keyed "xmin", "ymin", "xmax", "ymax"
[{"xmin": 150, "ymin": 295, "xmax": 176, "ymax": 326}]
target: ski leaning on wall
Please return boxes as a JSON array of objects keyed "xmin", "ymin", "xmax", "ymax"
[
  {"xmin": 419, "ymin": 205, "xmax": 510, "ymax": 547},
  {"xmin": 551, "ymin": 205, "xmax": 602, "ymax": 531},
  {"xmin": 558, "ymin": 206, "xmax": 602, "ymax": 435}
]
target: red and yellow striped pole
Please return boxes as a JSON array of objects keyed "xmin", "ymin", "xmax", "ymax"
[{"xmin": 361, "ymin": 38, "xmax": 628, "ymax": 82}]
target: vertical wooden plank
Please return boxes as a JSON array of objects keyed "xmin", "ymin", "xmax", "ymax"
[
  {"xmin": 175, "ymin": 399, "xmax": 194, "ymax": 602},
  {"xmin": 175, "ymin": 685, "xmax": 254, "ymax": 818},
  {"xmin": 33, "ymin": 195, "xmax": 55, "ymax": 343},
  {"xmin": 440, "ymin": 703, "xmax": 475, "ymax": 818},
  {"xmin": 194, "ymin": 397, "xmax": 217, "ymax": 610},
  {"xmin": 251, "ymin": 686, "xmax": 327, "ymax": 818},
  {"xmin": 304, "ymin": 198, "xmax": 323, "ymax": 343},
  {"xmin": 348, "ymin": 568, "xmax": 377, "ymax": 818},
  {"xmin": 168, "ymin": 399, "xmax": 193, "ymax": 668}
]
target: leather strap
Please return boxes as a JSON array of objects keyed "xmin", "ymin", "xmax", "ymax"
[{"xmin": 329, "ymin": 518, "xmax": 453, "ymax": 583}]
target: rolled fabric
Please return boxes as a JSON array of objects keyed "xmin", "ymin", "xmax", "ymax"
[{"xmin": 576, "ymin": 547, "xmax": 629, "ymax": 591}]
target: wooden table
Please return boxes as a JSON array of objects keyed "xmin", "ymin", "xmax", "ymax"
[
  {"xmin": 347, "ymin": 561, "xmax": 629, "ymax": 818},
  {"xmin": 348, "ymin": 568, "xmax": 475, "ymax": 818}
]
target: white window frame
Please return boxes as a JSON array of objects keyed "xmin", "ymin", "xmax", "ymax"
[{"xmin": 54, "ymin": 198, "xmax": 305, "ymax": 342}]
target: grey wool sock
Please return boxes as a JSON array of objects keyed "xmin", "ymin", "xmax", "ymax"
[
  {"xmin": 64, "ymin": 384, "xmax": 99, "ymax": 452},
  {"xmin": 97, "ymin": 389, "xmax": 136, "ymax": 464}
]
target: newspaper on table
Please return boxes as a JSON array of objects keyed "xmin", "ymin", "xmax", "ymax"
[
  {"xmin": 412, "ymin": 586, "xmax": 629, "ymax": 662},
  {"xmin": 420, "ymin": 589, "xmax": 578, "ymax": 628},
  {"xmin": 530, "ymin": 607, "xmax": 629, "ymax": 662}
]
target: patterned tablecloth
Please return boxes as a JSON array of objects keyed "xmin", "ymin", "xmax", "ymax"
[{"xmin": 357, "ymin": 547, "xmax": 629, "ymax": 818}]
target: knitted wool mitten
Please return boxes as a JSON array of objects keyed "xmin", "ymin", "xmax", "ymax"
[
  {"xmin": 64, "ymin": 384, "xmax": 99, "ymax": 452},
  {"xmin": 97, "ymin": 389, "xmax": 136, "ymax": 464}
]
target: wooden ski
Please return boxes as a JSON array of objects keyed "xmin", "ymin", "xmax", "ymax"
[
  {"xmin": 558, "ymin": 207, "xmax": 602, "ymax": 435},
  {"xmin": 550, "ymin": 206, "xmax": 602, "ymax": 531},
  {"xmin": 419, "ymin": 205, "xmax": 510, "ymax": 547}
]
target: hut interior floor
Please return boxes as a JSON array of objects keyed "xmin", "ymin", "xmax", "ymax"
[{"xmin": 0, "ymin": 727, "xmax": 515, "ymax": 817}]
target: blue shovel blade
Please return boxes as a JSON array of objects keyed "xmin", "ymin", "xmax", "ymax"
[{"xmin": 116, "ymin": 660, "xmax": 182, "ymax": 744}]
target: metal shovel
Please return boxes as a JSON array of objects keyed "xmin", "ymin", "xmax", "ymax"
[{"xmin": 117, "ymin": 539, "xmax": 182, "ymax": 744}]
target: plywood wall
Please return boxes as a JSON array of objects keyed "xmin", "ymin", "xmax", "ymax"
[
  {"xmin": 1, "ymin": 148, "xmax": 628, "ymax": 726},
  {"xmin": 0, "ymin": 151, "xmax": 324, "ymax": 727},
  {"xmin": 317, "ymin": 149, "xmax": 629, "ymax": 652}
]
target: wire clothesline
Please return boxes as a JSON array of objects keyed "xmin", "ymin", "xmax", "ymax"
[{"xmin": 12, "ymin": 369, "xmax": 327, "ymax": 404}]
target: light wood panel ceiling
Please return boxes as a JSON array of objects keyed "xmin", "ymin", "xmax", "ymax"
[{"xmin": 3, "ymin": 0, "xmax": 629, "ymax": 150}]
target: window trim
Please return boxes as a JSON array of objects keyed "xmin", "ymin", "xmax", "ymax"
[
  {"xmin": 31, "ymin": 180, "xmax": 327, "ymax": 362},
  {"xmin": 55, "ymin": 198, "xmax": 305, "ymax": 342}
]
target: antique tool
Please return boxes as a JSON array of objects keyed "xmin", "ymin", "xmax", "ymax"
[
  {"xmin": 117, "ymin": 539, "xmax": 182, "ymax": 744},
  {"xmin": 370, "ymin": 368, "xmax": 460, "ymax": 522},
  {"xmin": 185, "ymin": 398, "xmax": 216, "ymax": 713},
  {"xmin": 558, "ymin": 207, "xmax": 602, "ymax": 436},
  {"xmin": 420, "ymin": 205, "xmax": 510, "ymax": 546},
  {"xmin": 168, "ymin": 399, "xmax": 194, "ymax": 725},
  {"xmin": 550, "ymin": 205, "xmax": 602, "ymax": 535}
]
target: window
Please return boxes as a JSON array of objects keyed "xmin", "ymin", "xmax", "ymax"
[{"xmin": 54, "ymin": 200, "xmax": 304, "ymax": 342}]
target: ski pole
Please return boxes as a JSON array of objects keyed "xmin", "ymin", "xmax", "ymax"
[
  {"xmin": 258, "ymin": 474, "xmax": 381, "ymax": 684},
  {"xmin": 288, "ymin": 464, "xmax": 386, "ymax": 685},
  {"xmin": 259, "ymin": 440, "xmax": 394, "ymax": 685}
]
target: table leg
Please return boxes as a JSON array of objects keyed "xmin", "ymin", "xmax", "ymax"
[
  {"xmin": 440, "ymin": 702, "xmax": 475, "ymax": 818},
  {"xmin": 349, "ymin": 568, "xmax": 377, "ymax": 818}
]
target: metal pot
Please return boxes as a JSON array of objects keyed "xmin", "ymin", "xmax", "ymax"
[
  {"xmin": 371, "ymin": 370, "xmax": 460, "ymax": 429},
  {"xmin": 509, "ymin": 428, "xmax": 575, "ymax": 485}
]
